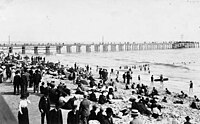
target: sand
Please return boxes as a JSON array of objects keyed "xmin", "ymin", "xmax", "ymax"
[{"xmin": 1, "ymin": 70, "xmax": 200, "ymax": 124}]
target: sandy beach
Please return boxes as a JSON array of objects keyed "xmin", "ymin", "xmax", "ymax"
[{"xmin": 1, "ymin": 63, "xmax": 200, "ymax": 124}]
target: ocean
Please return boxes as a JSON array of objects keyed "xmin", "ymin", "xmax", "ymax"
[{"xmin": 2, "ymin": 47, "xmax": 200, "ymax": 97}]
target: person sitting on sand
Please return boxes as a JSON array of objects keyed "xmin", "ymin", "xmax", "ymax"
[
  {"xmin": 99, "ymin": 91, "xmax": 110, "ymax": 104},
  {"xmin": 89, "ymin": 89, "xmax": 97, "ymax": 102},
  {"xmin": 184, "ymin": 116, "xmax": 192, "ymax": 124},
  {"xmin": 107, "ymin": 88, "xmax": 115, "ymax": 100},
  {"xmin": 150, "ymin": 87, "xmax": 158, "ymax": 97},
  {"xmin": 75, "ymin": 83, "xmax": 85, "ymax": 95},
  {"xmin": 130, "ymin": 109, "xmax": 143, "ymax": 124},
  {"xmin": 89, "ymin": 78, "xmax": 96, "ymax": 88},
  {"xmin": 190, "ymin": 100, "xmax": 198, "ymax": 109},
  {"xmin": 88, "ymin": 104, "xmax": 98, "ymax": 121},
  {"xmin": 137, "ymin": 99, "xmax": 151, "ymax": 116},
  {"xmin": 162, "ymin": 96, "xmax": 167, "ymax": 103},
  {"xmin": 151, "ymin": 105, "xmax": 162, "ymax": 119},
  {"xmin": 98, "ymin": 80, "xmax": 104, "ymax": 89},
  {"xmin": 177, "ymin": 91, "xmax": 187, "ymax": 98},
  {"xmin": 194, "ymin": 95, "xmax": 200, "ymax": 102},
  {"xmin": 165, "ymin": 88, "xmax": 171, "ymax": 95}
]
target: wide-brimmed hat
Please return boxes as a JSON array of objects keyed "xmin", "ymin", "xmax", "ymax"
[
  {"xmin": 131, "ymin": 109, "xmax": 139, "ymax": 116},
  {"xmin": 185, "ymin": 116, "xmax": 191, "ymax": 120},
  {"xmin": 129, "ymin": 96, "xmax": 137, "ymax": 102}
]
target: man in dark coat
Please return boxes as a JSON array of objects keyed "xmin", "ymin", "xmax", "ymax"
[
  {"xmin": 79, "ymin": 92, "xmax": 90, "ymax": 124},
  {"xmin": 97, "ymin": 107, "xmax": 105, "ymax": 124},
  {"xmin": 33, "ymin": 70, "xmax": 42, "ymax": 93},
  {"xmin": 39, "ymin": 92, "xmax": 50, "ymax": 124},
  {"xmin": 21, "ymin": 71, "xmax": 28, "ymax": 95},
  {"xmin": 102, "ymin": 107, "xmax": 114, "ymax": 124},
  {"xmin": 88, "ymin": 104, "xmax": 97, "ymax": 121},
  {"xmin": 49, "ymin": 103, "xmax": 63, "ymax": 124},
  {"xmin": 13, "ymin": 70, "xmax": 21, "ymax": 95},
  {"xmin": 67, "ymin": 101, "xmax": 79, "ymax": 124}
]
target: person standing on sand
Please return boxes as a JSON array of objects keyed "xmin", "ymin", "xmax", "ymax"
[
  {"xmin": 79, "ymin": 92, "xmax": 91, "ymax": 124},
  {"xmin": 49, "ymin": 103, "xmax": 63, "ymax": 124},
  {"xmin": 189, "ymin": 81, "xmax": 193, "ymax": 95},
  {"xmin": 13, "ymin": 70, "xmax": 21, "ymax": 95},
  {"xmin": 67, "ymin": 101, "xmax": 80, "ymax": 124},
  {"xmin": 39, "ymin": 91, "xmax": 50, "ymax": 124},
  {"xmin": 33, "ymin": 70, "xmax": 42, "ymax": 93},
  {"xmin": 151, "ymin": 75, "xmax": 154, "ymax": 83},
  {"xmin": 123, "ymin": 72, "xmax": 126, "ymax": 83},
  {"xmin": 102, "ymin": 107, "xmax": 114, "ymax": 124},
  {"xmin": 18, "ymin": 93, "xmax": 31, "ymax": 124},
  {"xmin": 21, "ymin": 71, "xmax": 28, "ymax": 95},
  {"xmin": 127, "ymin": 71, "xmax": 131, "ymax": 85},
  {"xmin": 184, "ymin": 116, "xmax": 192, "ymax": 124}
]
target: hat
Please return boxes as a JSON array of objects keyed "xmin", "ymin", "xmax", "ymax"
[
  {"xmin": 106, "ymin": 107, "xmax": 113, "ymax": 114},
  {"xmin": 129, "ymin": 96, "xmax": 136, "ymax": 102},
  {"xmin": 131, "ymin": 109, "xmax": 139, "ymax": 116},
  {"xmin": 92, "ymin": 104, "xmax": 98, "ymax": 109},
  {"xmin": 20, "ymin": 93, "xmax": 29, "ymax": 99},
  {"xmin": 185, "ymin": 116, "xmax": 190, "ymax": 120}
]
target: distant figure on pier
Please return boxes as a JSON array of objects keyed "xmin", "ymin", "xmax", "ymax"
[
  {"xmin": 189, "ymin": 81, "xmax": 193, "ymax": 95},
  {"xmin": 138, "ymin": 75, "xmax": 140, "ymax": 82}
]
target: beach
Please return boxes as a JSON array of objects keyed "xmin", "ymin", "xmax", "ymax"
[{"xmin": 0, "ymin": 48, "xmax": 200, "ymax": 124}]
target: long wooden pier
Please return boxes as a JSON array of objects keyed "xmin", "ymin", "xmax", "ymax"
[{"xmin": 0, "ymin": 41, "xmax": 199, "ymax": 54}]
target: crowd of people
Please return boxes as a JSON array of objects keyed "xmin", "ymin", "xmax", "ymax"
[{"xmin": 0, "ymin": 51, "xmax": 199, "ymax": 124}]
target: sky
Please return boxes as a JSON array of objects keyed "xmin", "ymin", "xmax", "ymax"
[{"xmin": 0, "ymin": 0, "xmax": 200, "ymax": 44}]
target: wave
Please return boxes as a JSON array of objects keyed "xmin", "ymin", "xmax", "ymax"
[{"xmin": 153, "ymin": 62, "xmax": 190, "ymax": 70}]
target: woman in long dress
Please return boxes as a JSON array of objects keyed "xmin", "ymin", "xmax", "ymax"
[{"xmin": 18, "ymin": 94, "xmax": 31, "ymax": 124}]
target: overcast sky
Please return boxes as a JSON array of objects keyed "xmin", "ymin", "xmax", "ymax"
[{"xmin": 0, "ymin": 0, "xmax": 200, "ymax": 44}]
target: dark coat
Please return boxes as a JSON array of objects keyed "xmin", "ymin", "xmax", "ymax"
[
  {"xmin": 67, "ymin": 110, "xmax": 80, "ymax": 124},
  {"xmin": 97, "ymin": 112, "xmax": 104, "ymax": 124},
  {"xmin": 89, "ymin": 92, "xmax": 97, "ymax": 102},
  {"xmin": 13, "ymin": 75, "xmax": 21, "ymax": 85},
  {"xmin": 21, "ymin": 74, "xmax": 28, "ymax": 86},
  {"xmin": 102, "ymin": 116, "xmax": 114, "ymax": 124},
  {"xmin": 49, "ymin": 109, "xmax": 63, "ymax": 124},
  {"xmin": 99, "ymin": 95, "xmax": 107, "ymax": 104},
  {"xmin": 88, "ymin": 110, "xmax": 97, "ymax": 121},
  {"xmin": 39, "ymin": 96, "xmax": 50, "ymax": 112},
  {"xmin": 33, "ymin": 73, "xmax": 41, "ymax": 85}
]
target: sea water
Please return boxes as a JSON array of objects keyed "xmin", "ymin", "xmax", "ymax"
[{"xmin": 4, "ymin": 47, "xmax": 200, "ymax": 97}]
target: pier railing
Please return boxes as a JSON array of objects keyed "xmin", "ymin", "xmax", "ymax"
[{"xmin": 0, "ymin": 41, "xmax": 199, "ymax": 54}]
